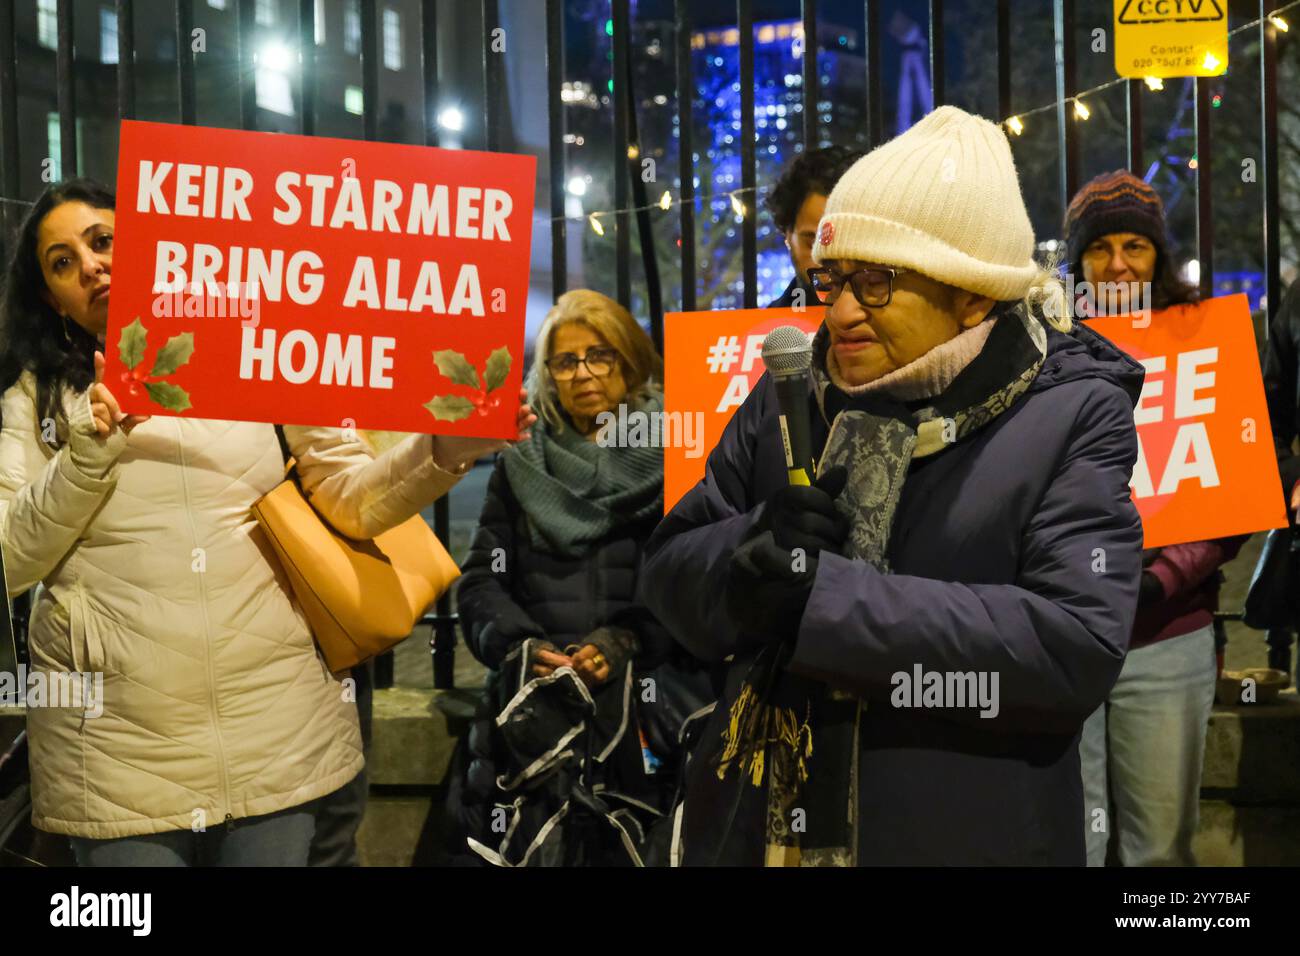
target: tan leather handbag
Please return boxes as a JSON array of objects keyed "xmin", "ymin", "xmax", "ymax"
[{"xmin": 251, "ymin": 436, "xmax": 460, "ymax": 674}]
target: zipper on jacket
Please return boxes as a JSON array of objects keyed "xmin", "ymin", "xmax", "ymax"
[
  {"xmin": 586, "ymin": 545, "xmax": 599, "ymax": 645},
  {"xmin": 175, "ymin": 419, "xmax": 234, "ymax": 823},
  {"xmin": 225, "ymin": 813, "xmax": 235, "ymax": 832}
]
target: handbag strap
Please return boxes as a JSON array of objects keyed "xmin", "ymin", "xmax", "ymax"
[
  {"xmin": 273, "ymin": 423, "xmax": 291, "ymax": 463},
  {"xmin": 273, "ymin": 424, "xmax": 302, "ymax": 487}
]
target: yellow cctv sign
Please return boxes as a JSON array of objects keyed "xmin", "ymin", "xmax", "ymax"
[{"xmin": 1114, "ymin": 0, "xmax": 1228, "ymax": 78}]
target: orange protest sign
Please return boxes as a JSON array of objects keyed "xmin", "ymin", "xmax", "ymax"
[
  {"xmin": 1085, "ymin": 293, "xmax": 1287, "ymax": 548},
  {"xmin": 664, "ymin": 308, "xmax": 821, "ymax": 512}
]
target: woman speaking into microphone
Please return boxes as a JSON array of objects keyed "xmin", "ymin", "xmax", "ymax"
[{"xmin": 639, "ymin": 106, "xmax": 1146, "ymax": 866}]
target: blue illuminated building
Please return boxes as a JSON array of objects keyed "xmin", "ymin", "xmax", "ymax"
[{"xmin": 687, "ymin": 20, "xmax": 867, "ymax": 308}]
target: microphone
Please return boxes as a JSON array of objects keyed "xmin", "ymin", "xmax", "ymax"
[{"xmin": 761, "ymin": 326, "xmax": 815, "ymax": 487}]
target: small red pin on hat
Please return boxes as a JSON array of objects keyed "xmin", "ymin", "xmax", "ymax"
[{"xmin": 819, "ymin": 221, "xmax": 834, "ymax": 246}]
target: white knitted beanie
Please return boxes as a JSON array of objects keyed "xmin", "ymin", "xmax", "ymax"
[{"xmin": 812, "ymin": 105, "xmax": 1038, "ymax": 301}]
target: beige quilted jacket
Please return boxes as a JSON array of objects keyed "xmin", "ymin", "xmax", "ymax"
[{"xmin": 0, "ymin": 371, "xmax": 463, "ymax": 839}]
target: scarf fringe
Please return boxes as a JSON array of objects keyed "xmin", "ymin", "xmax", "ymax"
[{"xmin": 716, "ymin": 683, "xmax": 813, "ymax": 788}]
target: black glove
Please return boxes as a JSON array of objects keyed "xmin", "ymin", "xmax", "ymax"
[
  {"xmin": 756, "ymin": 466, "xmax": 850, "ymax": 559},
  {"xmin": 726, "ymin": 468, "xmax": 850, "ymax": 643},
  {"xmin": 1138, "ymin": 571, "xmax": 1165, "ymax": 607},
  {"xmin": 726, "ymin": 530, "xmax": 818, "ymax": 643}
]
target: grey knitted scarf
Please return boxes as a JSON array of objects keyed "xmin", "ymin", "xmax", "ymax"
[{"xmin": 502, "ymin": 391, "xmax": 665, "ymax": 558}]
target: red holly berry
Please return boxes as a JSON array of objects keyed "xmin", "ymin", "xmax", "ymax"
[
  {"xmin": 131, "ymin": 366, "xmax": 147, "ymax": 382},
  {"xmin": 119, "ymin": 371, "xmax": 132, "ymax": 385},
  {"xmin": 127, "ymin": 382, "xmax": 141, "ymax": 398},
  {"xmin": 486, "ymin": 395, "xmax": 502, "ymax": 411}
]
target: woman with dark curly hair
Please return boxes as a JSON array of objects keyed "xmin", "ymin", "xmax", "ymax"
[{"xmin": 0, "ymin": 178, "xmax": 534, "ymax": 866}]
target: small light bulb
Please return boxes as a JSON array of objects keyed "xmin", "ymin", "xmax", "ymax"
[
  {"xmin": 588, "ymin": 214, "xmax": 604, "ymax": 236},
  {"xmin": 729, "ymin": 193, "xmax": 745, "ymax": 217},
  {"xmin": 1270, "ymin": 15, "xmax": 1289, "ymax": 31},
  {"xmin": 1202, "ymin": 51, "xmax": 1221, "ymax": 71},
  {"xmin": 1073, "ymin": 99, "xmax": 1090, "ymax": 121},
  {"xmin": 1006, "ymin": 115, "xmax": 1024, "ymax": 135},
  {"xmin": 658, "ymin": 190, "xmax": 672, "ymax": 210},
  {"xmin": 1144, "ymin": 76, "xmax": 1164, "ymax": 91}
]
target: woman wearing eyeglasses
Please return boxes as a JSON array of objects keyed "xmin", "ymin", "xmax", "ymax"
[
  {"xmin": 450, "ymin": 289, "xmax": 709, "ymax": 865},
  {"xmin": 640, "ymin": 106, "xmax": 1146, "ymax": 866}
]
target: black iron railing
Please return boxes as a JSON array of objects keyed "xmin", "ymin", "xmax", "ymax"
[{"xmin": 0, "ymin": 0, "xmax": 1291, "ymax": 686}]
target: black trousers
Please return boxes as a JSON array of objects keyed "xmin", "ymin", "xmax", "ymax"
[{"xmin": 308, "ymin": 660, "xmax": 373, "ymax": 867}]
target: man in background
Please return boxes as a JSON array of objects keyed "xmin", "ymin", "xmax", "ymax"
[{"xmin": 764, "ymin": 145, "xmax": 864, "ymax": 308}]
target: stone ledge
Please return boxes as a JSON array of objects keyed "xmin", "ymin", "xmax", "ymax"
[
  {"xmin": 367, "ymin": 686, "xmax": 478, "ymax": 788},
  {"xmin": 1195, "ymin": 800, "xmax": 1300, "ymax": 866},
  {"xmin": 9, "ymin": 686, "xmax": 1300, "ymax": 799},
  {"xmin": 1203, "ymin": 691, "xmax": 1300, "ymax": 802},
  {"xmin": 356, "ymin": 795, "xmax": 434, "ymax": 867}
]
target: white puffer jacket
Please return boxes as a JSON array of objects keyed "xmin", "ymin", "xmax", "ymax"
[{"xmin": 0, "ymin": 371, "xmax": 463, "ymax": 839}]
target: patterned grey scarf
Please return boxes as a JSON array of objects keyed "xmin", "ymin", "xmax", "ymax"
[{"xmin": 812, "ymin": 304, "xmax": 1048, "ymax": 570}]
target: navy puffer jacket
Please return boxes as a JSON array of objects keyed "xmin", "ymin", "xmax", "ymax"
[
  {"xmin": 639, "ymin": 316, "xmax": 1146, "ymax": 865},
  {"xmin": 456, "ymin": 457, "xmax": 669, "ymax": 669}
]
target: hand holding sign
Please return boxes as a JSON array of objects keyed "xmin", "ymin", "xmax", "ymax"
[
  {"xmin": 89, "ymin": 351, "xmax": 151, "ymax": 438},
  {"xmin": 430, "ymin": 385, "xmax": 538, "ymax": 472}
]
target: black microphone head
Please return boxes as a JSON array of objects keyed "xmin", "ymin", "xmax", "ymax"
[{"xmin": 761, "ymin": 326, "xmax": 813, "ymax": 378}]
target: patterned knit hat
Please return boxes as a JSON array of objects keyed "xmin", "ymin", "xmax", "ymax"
[
  {"xmin": 812, "ymin": 105, "xmax": 1039, "ymax": 300},
  {"xmin": 1063, "ymin": 170, "xmax": 1168, "ymax": 276}
]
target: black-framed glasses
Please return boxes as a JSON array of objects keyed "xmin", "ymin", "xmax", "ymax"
[
  {"xmin": 546, "ymin": 346, "xmax": 621, "ymax": 381},
  {"xmin": 806, "ymin": 265, "xmax": 910, "ymax": 308}
]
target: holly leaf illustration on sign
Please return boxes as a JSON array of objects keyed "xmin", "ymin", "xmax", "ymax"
[
  {"xmin": 119, "ymin": 318, "xmax": 148, "ymax": 371},
  {"xmin": 433, "ymin": 350, "xmax": 480, "ymax": 390},
  {"xmin": 425, "ymin": 346, "xmax": 515, "ymax": 423},
  {"xmin": 484, "ymin": 346, "xmax": 512, "ymax": 393},
  {"xmin": 149, "ymin": 332, "xmax": 196, "ymax": 378},
  {"xmin": 144, "ymin": 381, "xmax": 193, "ymax": 412},
  {"xmin": 423, "ymin": 395, "xmax": 477, "ymax": 422},
  {"xmin": 115, "ymin": 319, "xmax": 194, "ymax": 412}
]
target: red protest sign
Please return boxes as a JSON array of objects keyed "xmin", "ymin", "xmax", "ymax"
[
  {"xmin": 103, "ymin": 120, "xmax": 535, "ymax": 439},
  {"xmin": 1085, "ymin": 293, "xmax": 1288, "ymax": 548},
  {"xmin": 664, "ymin": 308, "xmax": 821, "ymax": 512}
]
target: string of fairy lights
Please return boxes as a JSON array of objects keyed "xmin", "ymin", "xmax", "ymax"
[{"xmin": 571, "ymin": 2, "xmax": 1300, "ymax": 235}]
